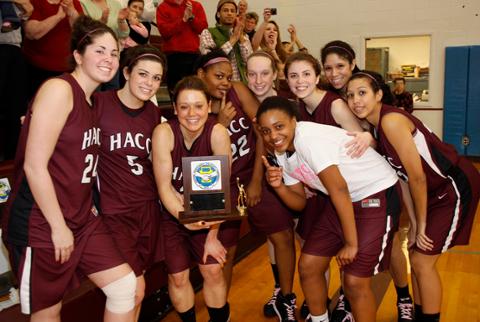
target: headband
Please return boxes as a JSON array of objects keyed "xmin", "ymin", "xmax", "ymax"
[
  {"xmin": 129, "ymin": 53, "xmax": 162, "ymax": 67},
  {"xmin": 77, "ymin": 28, "xmax": 105, "ymax": 47},
  {"xmin": 202, "ymin": 57, "xmax": 230, "ymax": 69},
  {"xmin": 355, "ymin": 72, "xmax": 379, "ymax": 86},
  {"xmin": 324, "ymin": 45, "xmax": 354, "ymax": 59}
]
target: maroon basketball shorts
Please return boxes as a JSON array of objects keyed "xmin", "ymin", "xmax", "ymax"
[
  {"xmin": 9, "ymin": 219, "xmax": 125, "ymax": 314},
  {"xmin": 160, "ymin": 210, "xmax": 239, "ymax": 274},
  {"xmin": 102, "ymin": 200, "xmax": 164, "ymax": 276},
  {"xmin": 414, "ymin": 159, "xmax": 480, "ymax": 255},
  {"xmin": 241, "ymin": 181, "xmax": 295, "ymax": 236},
  {"xmin": 302, "ymin": 183, "xmax": 401, "ymax": 277},
  {"xmin": 296, "ymin": 192, "xmax": 328, "ymax": 240}
]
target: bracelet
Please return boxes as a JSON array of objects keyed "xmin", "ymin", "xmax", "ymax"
[
  {"xmin": 188, "ymin": 15, "xmax": 194, "ymax": 21},
  {"xmin": 118, "ymin": 19, "xmax": 127, "ymax": 24}
]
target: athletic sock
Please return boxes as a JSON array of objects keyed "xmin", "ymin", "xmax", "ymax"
[
  {"xmin": 395, "ymin": 285, "xmax": 411, "ymax": 300},
  {"xmin": 207, "ymin": 302, "xmax": 230, "ymax": 322},
  {"xmin": 271, "ymin": 263, "xmax": 280, "ymax": 285},
  {"xmin": 414, "ymin": 304, "xmax": 423, "ymax": 320},
  {"xmin": 178, "ymin": 306, "xmax": 196, "ymax": 322},
  {"xmin": 309, "ymin": 310, "xmax": 329, "ymax": 322},
  {"xmin": 422, "ymin": 312, "xmax": 440, "ymax": 322}
]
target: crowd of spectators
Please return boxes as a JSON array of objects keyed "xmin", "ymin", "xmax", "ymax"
[{"xmin": 0, "ymin": 0, "xmax": 407, "ymax": 164}]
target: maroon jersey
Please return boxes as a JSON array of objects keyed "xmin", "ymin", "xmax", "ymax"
[
  {"xmin": 169, "ymin": 116, "xmax": 216, "ymax": 193},
  {"xmin": 298, "ymin": 90, "xmax": 341, "ymax": 127},
  {"xmin": 225, "ymin": 87, "xmax": 256, "ymax": 184},
  {"xmin": 95, "ymin": 90, "xmax": 161, "ymax": 214},
  {"xmin": 3, "ymin": 73, "xmax": 101, "ymax": 248},
  {"xmin": 376, "ymin": 104, "xmax": 465, "ymax": 190}
]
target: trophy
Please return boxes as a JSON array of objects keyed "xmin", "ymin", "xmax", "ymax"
[
  {"xmin": 179, "ymin": 155, "xmax": 248, "ymax": 224},
  {"xmin": 236, "ymin": 177, "xmax": 247, "ymax": 216}
]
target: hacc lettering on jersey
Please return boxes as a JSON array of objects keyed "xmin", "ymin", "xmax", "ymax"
[
  {"xmin": 82, "ymin": 127, "xmax": 100, "ymax": 150},
  {"xmin": 109, "ymin": 132, "xmax": 152, "ymax": 153},
  {"xmin": 227, "ymin": 117, "xmax": 249, "ymax": 135},
  {"xmin": 172, "ymin": 166, "xmax": 184, "ymax": 192}
]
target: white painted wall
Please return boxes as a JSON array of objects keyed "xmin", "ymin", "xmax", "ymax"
[{"xmin": 197, "ymin": 0, "xmax": 480, "ymax": 138}]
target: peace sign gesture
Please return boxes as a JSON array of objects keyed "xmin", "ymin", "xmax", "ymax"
[
  {"xmin": 261, "ymin": 155, "xmax": 283, "ymax": 188},
  {"xmin": 217, "ymin": 93, "xmax": 237, "ymax": 127}
]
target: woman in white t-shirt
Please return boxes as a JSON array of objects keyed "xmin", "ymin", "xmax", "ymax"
[{"xmin": 256, "ymin": 96, "xmax": 401, "ymax": 322}]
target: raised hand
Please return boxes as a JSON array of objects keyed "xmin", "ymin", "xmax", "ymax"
[
  {"xmin": 117, "ymin": 7, "xmax": 129, "ymax": 21},
  {"xmin": 217, "ymin": 93, "xmax": 237, "ymax": 127},
  {"xmin": 183, "ymin": 1, "xmax": 193, "ymax": 21},
  {"xmin": 262, "ymin": 8, "xmax": 271, "ymax": 22},
  {"xmin": 261, "ymin": 155, "xmax": 283, "ymax": 188},
  {"xmin": 100, "ymin": 7, "xmax": 110, "ymax": 23}
]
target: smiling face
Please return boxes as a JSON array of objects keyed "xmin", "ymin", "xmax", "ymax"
[
  {"xmin": 258, "ymin": 108, "xmax": 296, "ymax": 154},
  {"xmin": 217, "ymin": 3, "xmax": 237, "ymax": 26},
  {"xmin": 323, "ymin": 53, "xmax": 355, "ymax": 90},
  {"xmin": 198, "ymin": 62, "xmax": 233, "ymax": 100},
  {"xmin": 174, "ymin": 89, "xmax": 211, "ymax": 135},
  {"xmin": 286, "ymin": 60, "xmax": 319, "ymax": 99},
  {"xmin": 124, "ymin": 59, "xmax": 163, "ymax": 103},
  {"xmin": 247, "ymin": 55, "xmax": 277, "ymax": 100},
  {"xmin": 346, "ymin": 77, "xmax": 382, "ymax": 120},
  {"xmin": 74, "ymin": 32, "xmax": 119, "ymax": 84}
]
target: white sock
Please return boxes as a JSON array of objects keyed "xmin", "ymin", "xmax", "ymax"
[{"xmin": 309, "ymin": 311, "xmax": 329, "ymax": 322}]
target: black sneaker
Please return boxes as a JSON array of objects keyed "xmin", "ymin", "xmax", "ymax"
[
  {"xmin": 274, "ymin": 293, "xmax": 297, "ymax": 322},
  {"xmin": 397, "ymin": 297, "xmax": 414, "ymax": 322},
  {"xmin": 263, "ymin": 285, "xmax": 281, "ymax": 317},
  {"xmin": 300, "ymin": 300, "xmax": 310, "ymax": 319},
  {"xmin": 330, "ymin": 294, "xmax": 355, "ymax": 322}
]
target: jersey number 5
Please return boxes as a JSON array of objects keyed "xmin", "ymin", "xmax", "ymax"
[{"xmin": 127, "ymin": 155, "xmax": 144, "ymax": 175}]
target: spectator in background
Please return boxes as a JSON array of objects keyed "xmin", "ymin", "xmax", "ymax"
[
  {"xmin": 1, "ymin": 0, "xmax": 22, "ymax": 32},
  {"xmin": 22, "ymin": 0, "xmax": 82, "ymax": 100},
  {"xmin": 199, "ymin": 0, "xmax": 252, "ymax": 83},
  {"xmin": 251, "ymin": 9, "xmax": 288, "ymax": 79},
  {"xmin": 282, "ymin": 24, "xmax": 307, "ymax": 56},
  {"xmin": 156, "ymin": 0, "xmax": 207, "ymax": 98},
  {"xmin": 237, "ymin": 0, "xmax": 247, "ymax": 17},
  {"xmin": 243, "ymin": 11, "xmax": 258, "ymax": 41},
  {"xmin": 79, "ymin": 0, "xmax": 129, "ymax": 40},
  {"xmin": 0, "ymin": 0, "xmax": 32, "ymax": 161},
  {"xmin": 392, "ymin": 77, "xmax": 414, "ymax": 114},
  {"xmin": 118, "ymin": 0, "xmax": 156, "ymax": 22},
  {"xmin": 123, "ymin": 0, "xmax": 151, "ymax": 49}
]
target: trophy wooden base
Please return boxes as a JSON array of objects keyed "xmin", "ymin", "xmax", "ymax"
[{"xmin": 178, "ymin": 207, "xmax": 248, "ymax": 224}]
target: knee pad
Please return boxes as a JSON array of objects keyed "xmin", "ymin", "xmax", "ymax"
[{"xmin": 101, "ymin": 271, "xmax": 136, "ymax": 314}]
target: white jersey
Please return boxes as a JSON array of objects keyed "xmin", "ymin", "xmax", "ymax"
[{"xmin": 276, "ymin": 121, "xmax": 397, "ymax": 202}]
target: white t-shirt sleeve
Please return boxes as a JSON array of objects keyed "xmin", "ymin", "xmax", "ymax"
[{"xmin": 296, "ymin": 136, "xmax": 340, "ymax": 175}]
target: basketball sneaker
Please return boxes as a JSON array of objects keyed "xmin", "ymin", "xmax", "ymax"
[
  {"xmin": 330, "ymin": 294, "xmax": 354, "ymax": 322},
  {"xmin": 263, "ymin": 285, "xmax": 281, "ymax": 317},
  {"xmin": 274, "ymin": 292, "xmax": 297, "ymax": 322},
  {"xmin": 397, "ymin": 297, "xmax": 414, "ymax": 322}
]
